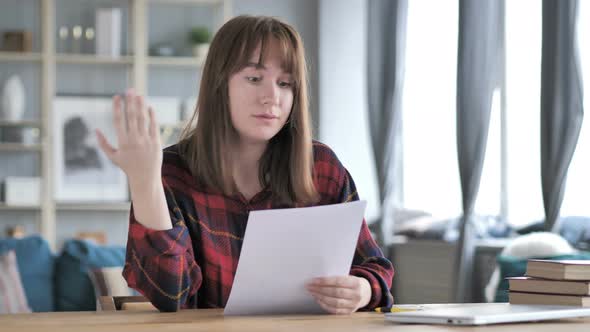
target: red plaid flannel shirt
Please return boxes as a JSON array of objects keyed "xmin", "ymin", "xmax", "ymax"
[{"xmin": 123, "ymin": 141, "xmax": 394, "ymax": 312}]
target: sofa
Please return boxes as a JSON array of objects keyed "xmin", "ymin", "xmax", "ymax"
[{"xmin": 0, "ymin": 235, "xmax": 130, "ymax": 312}]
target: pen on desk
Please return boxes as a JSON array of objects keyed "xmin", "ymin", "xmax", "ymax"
[{"xmin": 375, "ymin": 306, "xmax": 424, "ymax": 313}]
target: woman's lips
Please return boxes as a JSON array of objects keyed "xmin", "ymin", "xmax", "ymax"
[{"xmin": 253, "ymin": 114, "xmax": 278, "ymax": 120}]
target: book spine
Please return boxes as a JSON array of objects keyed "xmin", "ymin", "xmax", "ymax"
[
  {"xmin": 95, "ymin": 8, "xmax": 121, "ymax": 57},
  {"xmin": 509, "ymin": 292, "xmax": 586, "ymax": 307}
]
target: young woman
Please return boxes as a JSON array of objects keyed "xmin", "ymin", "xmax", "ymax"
[{"xmin": 96, "ymin": 15, "xmax": 394, "ymax": 314}]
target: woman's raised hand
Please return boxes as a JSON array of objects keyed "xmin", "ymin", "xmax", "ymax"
[{"xmin": 96, "ymin": 89, "xmax": 163, "ymax": 187}]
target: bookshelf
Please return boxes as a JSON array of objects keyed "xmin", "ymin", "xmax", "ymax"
[
  {"xmin": 0, "ymin": 120, "xmax": 42, "ymax": 127},
  {"xmin": 55, "ymin": 54, "xmax": 134, "ymax": 65},
  {"xmin": 56, "ymin": 202, "xmax": 131, "ymax": 212},
  {"xmin": 0, "ymin": 203, "xmax": 41, "ymax": 212},
  {"xmin": 147, "ymin": 56, "xmax": 205, "ymax": 67},
  {"xmin": 0, "ymin": 143, "xmax": 43, "ymax": 152},
  {"xmin": 0, "ymin": 51, "xmax": 43, "ymax": 62},
  {"xmin": 0, "ymin": 0, "xmax": 231, "ymax": 249}
]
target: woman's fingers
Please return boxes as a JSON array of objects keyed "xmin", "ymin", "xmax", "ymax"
[
  {"xmin": 307, "ymin": 284, "xmax": 357, "ymax": 315},
  {"xmin": 95, "ymin": 129, "xmax": 117, "ymax": 163},
  {"xmin": 125, "ymin": 90, "xmax": 138, "ymax": 134},
  {"xmin": 306, "ymin": 276, "xmax": 372, "ymax": 314},
  {"xmin": 105, "ymin": 89, "xmax": 162, "ymax": 182},
  {"xmin": 314, "ymin": 297, "xmax": 354, "ymax": 315},
  {"xmin": 308, "ymin": 276, "xmax": 357, "ymax": 289},
  {"xmin": 148, "ymin": 107, "xmax": 160, "ymax": 140},
  {"xmin": 307, "ymin": 285, "xmax": 357, "ymax": 312},
  {"xmin": 310, "ymin": 292, "xmax": 355, "ymax": 309},
  {"xmin": 307, "ymin": 285, "xmax": 358, "ymax": 301},
  {"xmin": 135, "ymin": 95, "xmax": 147, "ymax": 136},
  {"xmin": 112, "ymin": 95, "xmax": 127, "ymax": 144}
]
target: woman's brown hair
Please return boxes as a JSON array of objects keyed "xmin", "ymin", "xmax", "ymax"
[{"xmin": 179, "ymin": 15, "xmax": 319, "ymax": 205}]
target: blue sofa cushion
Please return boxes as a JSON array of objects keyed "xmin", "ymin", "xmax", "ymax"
[
  {"xmin": 0, "ymin": 235, "xmax": 55, "ymax": 312},
  {"xmin": 54, "ymin": 239, "xmax": 126, "ymax": 311},
  {"xmin": 495, "ymin": 252, "xmax": 590, "ymax": 302}
]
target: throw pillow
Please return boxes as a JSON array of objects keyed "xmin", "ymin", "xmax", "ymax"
[
  {"xmin": 0, "ymin": 250, "xmax": 31, "ymax": 314},
  {"xmin": 54, "ymin": 239, "xmax": 126, "ymax": 311},
  {"xmin": 0, "ymin": 235, "xmax": 54, "ymax": 312}
]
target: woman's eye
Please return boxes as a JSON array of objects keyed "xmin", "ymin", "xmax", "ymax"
[
  {"xmin": 246, "ymin": 76, "xmax": 261, "ymax": 83},
  {"xmin": 278, "ymin": 81, "xmax": 292, "ymax": 88}
]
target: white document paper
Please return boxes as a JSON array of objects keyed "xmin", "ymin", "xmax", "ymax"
[{"xmin": 224, "ymin": 200, "xmax": 367, "ymax": 315}]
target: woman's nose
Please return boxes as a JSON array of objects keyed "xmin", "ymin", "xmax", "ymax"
[{"xmin": 260, "ymin": 81, "xmax": 280, "ymax": 105}]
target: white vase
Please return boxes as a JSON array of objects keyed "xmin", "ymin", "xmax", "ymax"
[
  {"xmin": 192, "ymin": 43, "xmax": 210, "ymax": 59},
  {"xmin": 1, "ymin": 75, "xmax": 26, "ymax": 121}
]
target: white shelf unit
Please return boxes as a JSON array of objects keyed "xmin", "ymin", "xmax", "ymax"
[
  {"xmin": 0, "ymin": 143, "xmax": 43, "ymax": 152},
  {"xmin": 55, "ymin": 54, "xmax": 134, "ymax": 65},
  {"xmin": 0, "ymin": 52, "xmax": 43, "ymax": 62},
  {"xmin": 56, "ymin": 203, "xmax": 131, "ymax": 212},
  {"xmin": 0, "ymin": 203, "xmax": 41, "ymax": 212},
  {"xmin": 0, "ymin": 120, "xmax": 42, "ymax": 127},
  {"xmin": 0, "ymin": 0, "xmax": 231, "ymax": 250},
  {"xmin": 147, "ymin": 56, "xmax": 205, "ymax": 67}
]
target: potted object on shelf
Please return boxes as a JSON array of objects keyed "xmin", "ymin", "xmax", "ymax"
[
  {"xmin": 188, "ymin": 26, "xmax": 211, "ymax": 58},
  {"xmin": 0, "ymin": 75, "xmax": 26, "ymax": 142},
  {"xmin": 1, "ymin": 75, "xmax": 25, "ymax": 122}
]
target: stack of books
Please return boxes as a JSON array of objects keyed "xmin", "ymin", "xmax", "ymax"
[{"xmin": 508, "ymin": 259, "xmax": 590, "ymax": 306}]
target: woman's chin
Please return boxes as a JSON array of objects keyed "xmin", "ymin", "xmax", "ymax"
[{"xmin": 238, "ymin": 132, "xmax": 278, "ymax": 145}]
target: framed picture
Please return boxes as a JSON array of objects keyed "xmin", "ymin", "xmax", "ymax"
[
  {"xmin": 160, "ymin": 123, "xmax": 183, "ymax": 148},
  {"xmin": 53, "ymin": 97, "xmax": 128, "ymax": 202},
  {"xmin": 147, "ymin": 96, "xmax": 183, "ymax": 148}
]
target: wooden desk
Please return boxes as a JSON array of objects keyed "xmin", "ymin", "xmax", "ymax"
[{"xmin": 0, "ymin": 308, "xmax": 589, "ymax": 332}]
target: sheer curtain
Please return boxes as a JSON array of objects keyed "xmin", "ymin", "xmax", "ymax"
[{"xmin": 367, "ymin": 0, "xmax": 408, "ymax": 245}]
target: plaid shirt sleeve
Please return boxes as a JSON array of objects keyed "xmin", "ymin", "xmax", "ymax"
[
  {"xmin": 122, "ymin": 180, "xmax": 202, "ymax": 312},
  {"xmin": 339, "ymin": 169, "xmax": 395, "ymax": 310}
]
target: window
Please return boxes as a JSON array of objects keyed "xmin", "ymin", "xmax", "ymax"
[
  {"xmin": 401, "ymin": 0, "xmax": 587, "ymax": 226},
  {"xmin": 503, "ymin": 0, "xmax": 544, "ymax": 225},
  {"xmin": 402, "ymin": 0, "xmax": 552, "ymax": 227},
  {"xmin": 401, "ymin": 0, "xmax": 461, "ymax": 219}
]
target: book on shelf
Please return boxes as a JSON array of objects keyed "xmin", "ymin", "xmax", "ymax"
[
  {"xmin": 508, "ymin": 277, "xmax": 590, "ymax": 296},
  {"xmin": 509, "ymin": 291, "xmax": 590, "ymax": 307},
  {"xmin": 526, "ymin": 259, "xmax": 590, "ymax": 280},
  {"xmin": 95, "ymin": 8, "xmax": 122, "ymax": 57}
]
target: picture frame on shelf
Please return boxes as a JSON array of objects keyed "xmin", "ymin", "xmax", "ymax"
[
  {"xmin": 146, "ymin": 96, "xmax": 181, "ymax": 125},
  {"xmin": 147, "ymin": 96, "xmax": 183, "ymax": 148},
  {"xmin": 160, "ymin": 123, "xmax": 183, "ymax": 148},
  {"xmin": 182, "ymin": 96, "xmax": 197, "ymax": 121},
  {"xmin": 53, "ymin": 96, "xmax": 127, "ymax": 203}
]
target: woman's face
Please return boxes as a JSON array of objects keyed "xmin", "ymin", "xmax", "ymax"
[{"xmin": 228, "ymin": 39, "xmax": 294, "ymax": 145}]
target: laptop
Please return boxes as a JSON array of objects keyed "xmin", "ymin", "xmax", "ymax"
[{"xmin": 385, "ymin": 303, "xmax": 590, "ymax": 326}]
